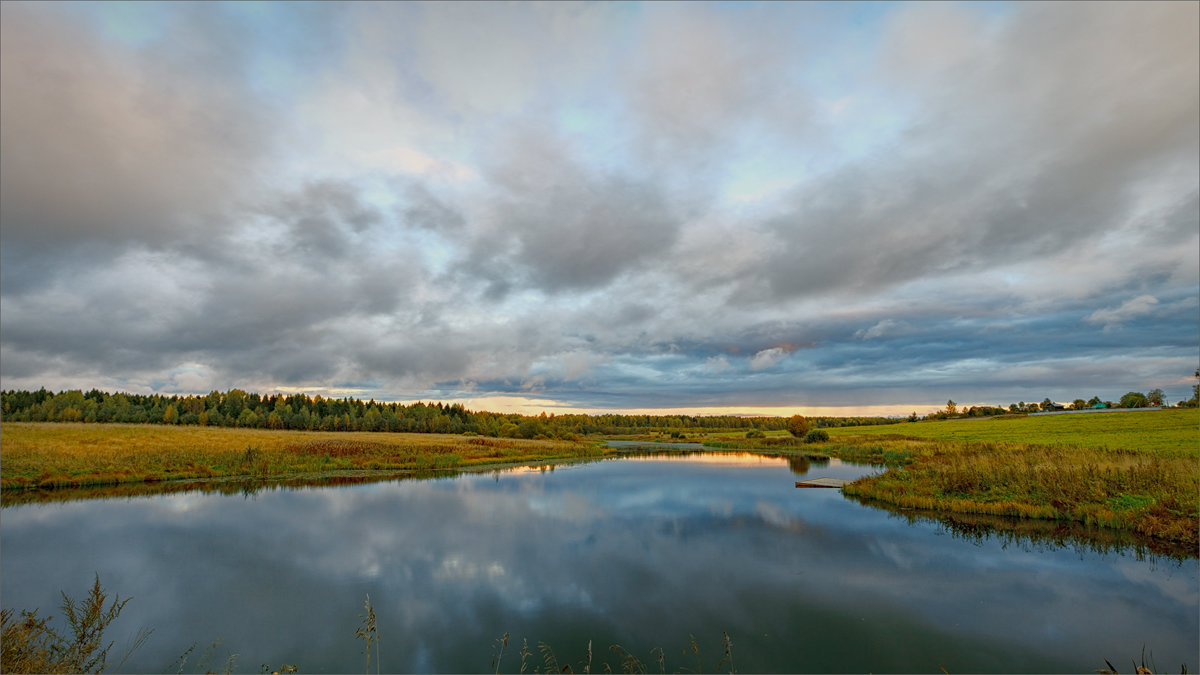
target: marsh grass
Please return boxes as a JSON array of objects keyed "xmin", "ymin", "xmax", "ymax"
[
  {"xmin": 1, "ymin": 423, "xmax": 606, "ymax": 491},
  {"xmin": 838, "ymin": 440, "xmax": 1198, "ymax": 548}
]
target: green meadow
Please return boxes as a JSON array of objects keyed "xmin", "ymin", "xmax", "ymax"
[{"xmin": 825, "ymin": 408, "xmax": 1198, "ymax": 456}]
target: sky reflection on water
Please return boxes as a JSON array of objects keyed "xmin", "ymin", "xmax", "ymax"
[{"xmin": 2, "ymin": 454, "xmax": 1195, "ymax": 673}]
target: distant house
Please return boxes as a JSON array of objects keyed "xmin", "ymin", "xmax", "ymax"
[
  {"xmin": 1091, "ymin": 402, "xmax": 1107, "ymax": 409},
  {"xmin": 1047, "ymin": 402, "xmax": 1066, "ymax": 411}
]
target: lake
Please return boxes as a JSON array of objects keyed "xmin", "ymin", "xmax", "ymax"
[{"xmin": 1, "ymin": 451, "xmax": 1196, "ymax": 673}]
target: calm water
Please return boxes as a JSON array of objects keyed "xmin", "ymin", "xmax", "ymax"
[{"xmin": 1, "ymin": 452, "xmax": 1196, "ymax": 673}]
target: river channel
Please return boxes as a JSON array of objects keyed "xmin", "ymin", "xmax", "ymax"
[{"xmin": 1, "ymin": 451, "xmax": 1196, "ymax": 672}]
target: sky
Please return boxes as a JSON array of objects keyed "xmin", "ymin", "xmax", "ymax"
[{"xmin": 1, "ymin": 1, "xmax": 1197, "ymax": 416}]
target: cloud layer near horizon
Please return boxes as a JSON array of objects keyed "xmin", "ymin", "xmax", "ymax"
[{"xmin": 2, "ymin": 1, "xmax": 1197, "ymax": 413}]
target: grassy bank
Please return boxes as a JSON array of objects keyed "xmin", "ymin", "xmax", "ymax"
[
  {"xmin": 824, "ymin": 408, "xmax": 1197, "ymax": 456},
  {"xmin": 0, "ymin": 423, "xmax": 605, "ymax": 491},
  {"xmin": 4, "ymin": 414, "xmax": 1196, "ymax": 550},
  {"xmin": 708, "ymin": 411, "xmax": 1198, "ymax": 550}
]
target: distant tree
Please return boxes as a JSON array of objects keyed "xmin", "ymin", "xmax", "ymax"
[
  {"xmin": 946, "ymin": 400, "xmax": 957, "ymax": 416},
  {"xmin": 1040, "ymin": 398, "xmax": 1054, "ymax": 411},
  {"xmin": 162, "ymin": 405, "xmax": 179, "ymax": 425},
  {"xmin": 787, "ymin": 414, "xmax": 810, "ymax": 437},
  {"xmin": 908, "ymin": 411, "xmax": 919, "ymax": 422},
  {"xmin": 1119, "ymin": 392, "xmax": 1148, "ymax": 409},
  {"xmin": 1146, "ymin": 389, "xmax": 1165, "ymax": 406},
  {"xmin": 1086, "ymin": 396, "xmax": 1103, "ymax": 408},
  {"xmin": 1071, "ymin": 399, "xmax": 1086, "ymax": 410}
]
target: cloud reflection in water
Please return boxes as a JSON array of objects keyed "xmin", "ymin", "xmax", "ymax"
[{"xmin": 1, "ymin": 455, "xmax": 1195, "ymax": 673}]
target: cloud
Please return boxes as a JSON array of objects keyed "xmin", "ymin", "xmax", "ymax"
[
  {"xmin": 465, "ymin": 128, "xmax": 683, "ymax": 294},
  {"xmin": 703, "ymin": 356, "xmax": 731, "ymax": 375},
  {"xmin": 747, "ymin": 1, "xmax": 1198, "ymax": 303},
  {"xmin": 749, "ymin": 347, "xmax": 791, "ymax": 372},
  {"xmin": 0, "ymin": 3, "xmax": 275, "ymax": 255},
  {"xmin": 1085, "ymin": 295, "xmax": 1160, "ymax": 330},
  {"xmin": 0, "ymin": 2, "xmax": 1195, "ymax": 411},
  {"xmin": 856, "ymin": 319, "xmax": 903, "ymax": 341}
]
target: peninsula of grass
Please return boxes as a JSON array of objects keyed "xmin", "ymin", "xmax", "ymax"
[
  {"xmin": 710, "ymin": 410, "xmax": 1199, "ymax": 550},
  {"xmin": 0, "ymin": 423, "xmax": 606, "ymax": 491}
]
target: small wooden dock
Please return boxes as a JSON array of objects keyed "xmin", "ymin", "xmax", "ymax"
[{"xmin": 795, "ymin": 477, "xmax": 850, "ymax": 489}]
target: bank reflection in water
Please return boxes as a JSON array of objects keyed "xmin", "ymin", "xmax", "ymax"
[{"xmin": 0, "ymin": 452, "xmax": 1195, "ymax": 673}]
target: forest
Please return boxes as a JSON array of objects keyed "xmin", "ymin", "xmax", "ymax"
[{"xmin": 0, "ymin": 389, "xmax": 902, "ymax": 439}]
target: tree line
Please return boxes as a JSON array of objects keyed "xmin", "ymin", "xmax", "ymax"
[
  {"xmin": 0, "ymin": 389, "xmax": 901, "ymax": 439},
  {"xmin": 922, "ymin": 384, "xmax": 1197, "ymax": 421}
]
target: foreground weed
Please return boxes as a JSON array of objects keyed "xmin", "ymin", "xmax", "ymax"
[
  {"xmin": 687, "ymin": 634, "xmax": 701, "ymax": 674},
  {"xmin": 608, "ymin": 644, "xmax": 645, "ymax": 673},
  {"xmin": 1095, "ymin": 644, "xmax": 1189, "ymax": 674},
  {"xmin": 492, "ymin": 631, "xmax": 510, "ymax": 675},
  {"xmin": 0, "ymin": 574, "xmax": 151, "ymax": 674},
  {"xmin": 538, "ymin": 641, "xmax": 561, "ymax": 673},
  {"xmin": 519, "ymin": 638, "xmax": 533, "ymax": 674},
  {"xmin": 355, "ymin": 593, "xmax": 379, "ymax": 675},
  {"xmin": 716, "ymin": 632, "xmax": 735, "ymax": 674},
  {"xmin": 171, "ymin": 638, "xmax": 239, "ymax": 674}
]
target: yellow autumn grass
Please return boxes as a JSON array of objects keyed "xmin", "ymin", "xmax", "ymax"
[{"xmin": 0, "ymin": 423, "xmax": 605, "ymax": 490}]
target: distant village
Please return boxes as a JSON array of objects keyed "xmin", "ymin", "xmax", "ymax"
[{"xmin": 919, "ymin": 387, "xmax": 1195, "ymax": 421}]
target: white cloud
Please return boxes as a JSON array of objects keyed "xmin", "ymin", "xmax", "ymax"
[
  {"xmin": 856, "ymin": 319, "xmax": 902, "ymax": 340},
  {"xmin": 703, "ymin": 356, "xmax": 731, "ymax": 375},
  {"xmin": 1085, "ymin": 295, "xmax": 1160, "ymax": 330},
  {"xmin": 749, "ymin": 347, "xmax": 790, "ymax": 371}
]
